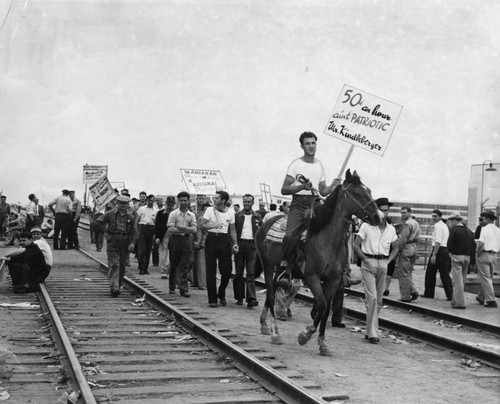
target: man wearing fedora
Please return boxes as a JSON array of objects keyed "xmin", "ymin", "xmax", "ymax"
[
  {"xmin": 352, "ymin": 197, "xmax": 398, "ymax": 344},
  {"xmin": 446, "ymin": 212, "xmax": 476, "ymax": 309},
  {"xmin": 475, "ymin": 210, "xmax": 500, "ymax": 308}
]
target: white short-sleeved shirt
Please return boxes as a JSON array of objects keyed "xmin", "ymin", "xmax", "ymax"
[
  {"xmin": 34, "ymin": 238, "xmax": 53, "ymax": 267},
  {"xmin": 203, "ymin": 207, "xmax": 235, "ymax": 234},
  {"xmin": 357, "ymin": 222, "xmax": 397, "ymax": 256},
  {"xmin": 286, "ymin": 157, "xmax": 326, "ymax": 196},
  {"xmin": 478, "ymin": 223, "xmax": 500, "ymax": 252},
  {"xmin": 432, "ymin": 220, "xmax": 449, "ymax": 247}
]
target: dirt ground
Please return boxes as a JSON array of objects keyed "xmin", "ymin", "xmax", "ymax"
[{"xmin": 76, "ymin": 232, "xmax": 500, "ymax": 404}]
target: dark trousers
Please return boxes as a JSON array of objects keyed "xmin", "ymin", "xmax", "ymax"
[
  {"xmin": 331, "ymin": 275, "xmax": 344, "ymax": 324},
  {"xmin": 424, "ymin": 246, "xmax": 453, "ymax": 299},
  {"xmin": 282, "ymin": 195, "xmax": 314, "ymax": 264},
  {"xmin": 106, "ymin": 234, "xmax": 129, "ymax": 292},
  {"xmin": 53, "ymin": 213, "xmax": 71, "ymax": 250},
  {"xmin": 233, "ymin": 240, "xmax": 257, "ymax": 302},
  {"xmin": 152, "ymin": 243, "xmax": 159, "ymax": 266},
  {"xmin": 68, "ymin": 215, "xmax": 80, "ymax": 248},
  {"xmin": 169, "ymin": 235, "xmax": 192, "ymax": 293},
  {"xmin": 205, "ymin": 232, "xmax": 232, "ymax": 304},
  {"xmin": 137, "ymin": 224, "xmax": 155, "ymax": 272}
]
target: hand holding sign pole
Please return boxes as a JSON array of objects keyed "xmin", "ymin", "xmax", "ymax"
[{"xmin": 324, "ymin": 84, "xmax": 403, "ymax": 179}]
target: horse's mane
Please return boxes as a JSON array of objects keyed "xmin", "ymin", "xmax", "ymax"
[{"xmin": 308, "ymin": 174, "xmax": 362, "ymax": 235}]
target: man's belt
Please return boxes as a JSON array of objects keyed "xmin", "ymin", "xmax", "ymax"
[
  {"xmin": 364, "ymin": 253, "xmax": 389, "ymax": 260},
  {"xmin": 172, "ymin": 234, "xmax": 190, "ymax": 237},
  {"xmin": 405, "ymin": 240, "xmax": 418, "ymax": 244},
  {"xmin": 109, "ymin": 232, "xmax": 129, "ymax": 235},
  {"xmin": 239, "ymin": 239, "xmax": 254, "ymax": 243},
  {"xmin": 484, "ymin": 250, "xmax": 498, "ymax": 254}
]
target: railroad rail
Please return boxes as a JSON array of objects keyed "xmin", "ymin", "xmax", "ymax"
[{"xmin": 254, "ymin": 279, "xmax": 500, "ymax": 370}]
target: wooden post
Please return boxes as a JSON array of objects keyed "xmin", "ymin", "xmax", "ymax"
[{"xmin": 337, "ymin": 145, "xmax": 355, "ymax": 179}]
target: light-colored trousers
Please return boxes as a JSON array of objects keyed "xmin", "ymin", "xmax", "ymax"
[
  {"xmin": 397, "ymin": 243, "xmax": 418, "ymax": 300},
  {"xmin": 450, "ymin": 254, "xmax": 470, "ymax": 307},
  {"xmin": 476, "ymin": 251, "xmax": 497, "ymax": 303},
  {"xmin": 361, "ymin": 258, "xmax": 388, "ymax": 338},
  {"xmin": 159, "ymin": 237, "xmax": 170, "ymax": 274}
]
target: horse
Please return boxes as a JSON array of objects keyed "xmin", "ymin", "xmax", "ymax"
[{"xmin": 254, "ymin": 169, "xmax": 381, "ymax": 356}]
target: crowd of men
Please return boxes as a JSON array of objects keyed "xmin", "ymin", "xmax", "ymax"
[{"xmin": 0, "ymin": 132, "xmax": 498, "ymax": 347}]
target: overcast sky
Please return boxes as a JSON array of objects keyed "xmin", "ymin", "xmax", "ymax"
[{"xmin": 1, "ymin": 0, "xmax": 499, "ymax": 207}]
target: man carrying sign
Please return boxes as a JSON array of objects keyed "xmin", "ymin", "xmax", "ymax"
[{"xmin": 278, "ymin": 131, "xmax": 341, "ymax": 287}]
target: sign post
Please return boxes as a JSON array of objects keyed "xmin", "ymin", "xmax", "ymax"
[{"xmin": 324, "ymin": 84, "xmax": 403, "ymax": 177}]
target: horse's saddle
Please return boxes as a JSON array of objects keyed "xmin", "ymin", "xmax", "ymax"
[{"xmin": 265, "ymin": 216, "xmax": 307, "ymax": 244}]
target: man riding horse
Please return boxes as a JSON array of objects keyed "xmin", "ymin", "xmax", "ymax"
[{"xmin": 278, "ymin": 131, "xmax": 342, "ymax": 288}]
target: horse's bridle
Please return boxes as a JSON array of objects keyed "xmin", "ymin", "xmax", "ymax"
[{"xmin": 341, "ymin": 182, "xmax": 378, "ymax": 223}]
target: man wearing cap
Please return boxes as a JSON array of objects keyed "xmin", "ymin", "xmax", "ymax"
[
  {"xmin": 255, "ymin": 202, "xmax": 268, "ymax": 220},
  {"xmin": 423, "ymin": 210, "xmax": 453, "ymax": 301},
  {"xmin": 25, "ymin": 193, "xmax": 38, "ymax": 232},
  {"xmin": 136, "ymin": 194, "xmax": 158, "ymax": 275},
  {"xmin": 353, "ymin": 197, "xmax": 398, "ymax": 344},
  {"xmin": 98, "ymin": 195, "xmax": 138, "ymax": 297},
  {"xmin": 446, "ymin": 212, "xmax": 476, "ymax": 309},
  {"xmin": 31, "ymin": 226, "xmax": 52, "ymax": 281},
  {"xmin": 0, "ymin": 195, "xmax": 10, "ymax": 241},
  {"xmin": 475, "ymin": 210, "xmax": 500, "ymax": 308},
  {"xmin": 1, "ymin": 230, "xmax": 48, "ymax": 293},
  {"xmin": 167, "ymin": 191, "xmax": 197, "ymax": 297},
  {"xmin": 48, "ymin": 190, "xmax": 72, "ymax": 250}
]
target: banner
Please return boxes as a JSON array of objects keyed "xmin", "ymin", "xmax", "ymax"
[
  {"xmin": 89, "ymin": 175, "xmax": 116, "ymax": 211},
  {"xmin": 324, "ymin": 85, "xmax": 402, "ymax": 156},
  {"xmin": 83, "ymin": 165, "xmax": 108, "ymax": 184},
  {"xmin": 180, "ymin": 169, "xmax": 228, "ymax": 195}
]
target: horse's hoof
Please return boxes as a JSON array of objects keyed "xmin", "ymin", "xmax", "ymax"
[
  {"xmin": 261, "ymin": 325, "xmax": 271, "ymax": 335},
  {"xmin": 319, "ymin": 347, "xmax": 333, "ymax": 356},
  {"xmin": 278, "ymin": 278, "xmax": 290, "ymax": 289},
  {"xmin": 298, "ymin": 331, "xmax": 310, "ymax": 345},
  {"xmin": 287, "ymin": 308, "xmax": 293, "ymax": 318},
  {"xmin": 271, "ymin": 335, "xmax": 283, "ymax": 345},
  {"xmin": 277, "ymin": 315, "xmax": 287, "ymax": 321}
]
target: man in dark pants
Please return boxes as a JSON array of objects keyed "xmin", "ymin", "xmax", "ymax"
[
  {"xmin": 200, "ymin": 191, "xmax": 237, "ymax": 308},
  {"xmin": 97, "ymin": 195, "xmax": 137, "ymax": 297},
  {"xmin": 166, "ymin": 191, "xmax": 197, "ymax": 297},
  {"xmin": 68, "ymin": 190, "xmax": 82, "ymax": 249},
  {"xmin": 423, "ymin": 209, "xmax": 453, "ymax": 300},
  {"xmin": 48, "ymin": 189, "xmax": 72, "ymax": 250},
  {"xmin": 233, "ymin": 194, "xmax": 262, "ymax": 308},
  {"xmin": 2, "ymin": 232, "xmax": 48, "ymax": 293},
  {"xmin": 136, "ymin": 194, "xmax": 157, "ymax": 274},
  {"xmin": 152, "ymin": 197, "xmax": 165, "ymax": 267},
  {"xmin": 278, "ymin": 131, "xmax": 341, "ymax": 287}
]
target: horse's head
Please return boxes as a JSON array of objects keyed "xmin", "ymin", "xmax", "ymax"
[{"xmin": 342, "ymin": 169, "xmax": 381, "ymax": 225}]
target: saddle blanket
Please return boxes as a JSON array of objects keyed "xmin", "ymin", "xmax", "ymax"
[{"xmin": 265, "ymin": 217, "xmax": 306, "ymax": 243}]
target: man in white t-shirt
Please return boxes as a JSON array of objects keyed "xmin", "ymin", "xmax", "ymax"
[
  {"xmin": 278, "ymin": 131, "xmax": 341, "ymax": 287},
  {"xmin": 200, "ymin": 190, "xmax": 237, "ymax": 308}
]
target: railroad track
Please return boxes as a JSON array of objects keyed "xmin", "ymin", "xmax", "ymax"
[
  {"xmin": 1, "ymin": 245, "xmax": 340, "ymax": 403},
  {"xmin": 254, "ymin": 279, "xmax": 500, "ymax": 370}
]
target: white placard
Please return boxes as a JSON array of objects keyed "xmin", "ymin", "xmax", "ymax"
[
  {"xmin": 324, "ymin": 85, "xmax": 402, "ymax": 156},
  {"xmin": 180, "ymin": 169, "xmax": 228, "ymax": 195},
  {"xmin": 88, "ymin": 176, "xmax": 116, "ymax": 211},
  {"xmin": 83, "ymin": 165, "xmax": 108, "ymax": 184}
]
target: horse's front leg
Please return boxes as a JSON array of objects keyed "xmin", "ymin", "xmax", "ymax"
[
  {"xmin": 298, "ymin": 276, "xmax": 323, "ymax": 345},
  {"xmin": 317, "ymin": 294, "xmax": 333, "ymax": 356},
  {"xmin": 260, "ymin": 299, "xmax": 271, "ymax": 335}
]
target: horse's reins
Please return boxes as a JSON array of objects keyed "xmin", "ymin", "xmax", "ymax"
[{"xmin": 341, "ymin": 182, "xmax": 378, "ymax": 223}]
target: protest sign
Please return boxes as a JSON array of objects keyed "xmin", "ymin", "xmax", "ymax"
[
  {"xmin": 180, "ymin": 169, "xmax": 228, "ymax": 195},
  {"xmin": 89, "ymin": 175, "xmax": 116, "ymax": 211},
  {"xmin": 83, "ymin": 165, "xmax": 108, "ymax": 184},
  {"xmin": 324, "ymin": 85, "xmax": 402, "ymax": 156}
]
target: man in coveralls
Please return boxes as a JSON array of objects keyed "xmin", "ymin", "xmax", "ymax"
[{"xmin": 97, "ymin": 195, "xmax": 138, "ymax": 297}]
